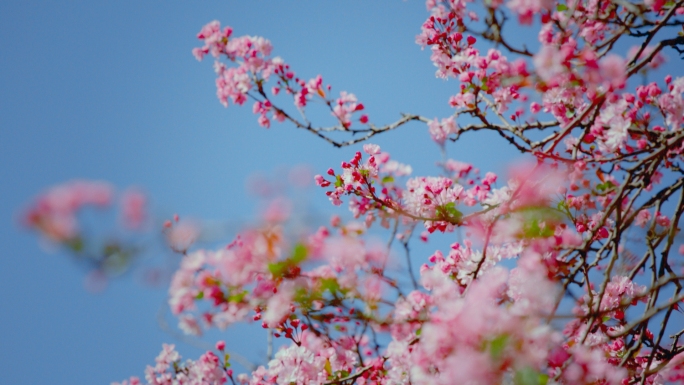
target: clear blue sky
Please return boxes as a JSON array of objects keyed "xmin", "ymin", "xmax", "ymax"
[{"xmin": 0, "ymin": 1, "xmax": 639, "ymax": 383}]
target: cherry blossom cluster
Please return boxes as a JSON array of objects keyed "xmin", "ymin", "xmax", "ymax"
[
  {"xmin": 23, "ymin": 180, "xmax": 149, "ymax": 242},
  {"xmin": 168, "ymin": 212, "xmax": 393, "ymax": 341},
  {"xmin": 158, "ymin": 212, "xmax": 413, "ymax": 384},
  {"xmin": 314, "ymin": 144, "xmax": 505, "ymax": 233},
  {"xmin": 188, "ymin": 0, "xmax": 684, "ymax": 382},
  {"xmin": 23, "ymin": 180, "xmax": 114, "ymax": 242},
  {"xmin": 148, "ymin": 153, "xmax": 667, "ymax": 384},
  {"xmin": 22, "ymin": 0, "xmax": 684, "ymax": 384},
  {"xmin": 112, "ymin": 343, "xmax": 229, "ymax": 385},
  {"xmin": 417, "ymin": 9, "xmax": 532, "ymax": 116},
  {"xmin": 23, "ymin": 180, "xmax": 149, "ymax": 290},
  {"xmin": 193, "ymin": 21, "xmax": 368, "ymax": 131}
]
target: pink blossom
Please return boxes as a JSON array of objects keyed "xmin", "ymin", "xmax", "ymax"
[
  {"xmin": 507, "ymin": 0, "xmax": 554, "ymax": 24},
  {"xmin": 179, "ymin": 314, "xmax": 202, "ymax": 336},
  {"xmin": 533, "ymin": 45, "xmax": 565, "ymax": 82},
  {"xmin": 111, "ymin": 377, "xmax": 141, "ymax": 385},
  {"xmin": 561, "ymin": 345, "xmax": 627, "ymax": 385},
  {"xmin": 443, "ymin": 159, "xmax": 473, "ymax": 179},
  {"xmin": 427, "ymin": 116, "xmax": 458, "ymax": 144},
  {"xmin": 644, "ymin": 0, "xmax": 666, "ymax": 12},
  {"xmin": 634, "ymin": 210, "xmax": 651, "ymax": 228},
  {"xmin": 23, "ymin": 180, "xmax": 113, "ymax": 242},
  {"xmin": 597, "ymin": 99, "xmax": 631, "ymax": 153},
  {"xmin": 404, "ymin": 176, "xmax": 464, "ymax": 231},
  {"xmin": 263, "ymin": 284, "xmax": 294, "ymax": 327},
  {"xmin": 332, "ymin": 91, "xmax": 361, "ymax": 129},
  {"xmin": 165, "ymin": 221, "xmax": 200, "ymax": 253},
  {"xmin": 628, "ymin": 45, "xmax": 667, "ymax": 69},
  {"xmin": 599, "ymin": 54, "xmax": 627, "ymax": 90},
  {"xmin": 120, "ymin": 189, "xmax": 146, "ymax": 230},
  {"xmin": 264, "ymin": 345, "xmax": 326, "ymax": 384},
  {"xmin": 363, "ymin": 143, "xmax": 381, "ymax": 155},
  {"xmin": 656, "ymin": 212, "xmax": 671, "ymax": 227},
  {"xmin": 448, "ymin": 92, "xmax": 475, "ymax": 108}
]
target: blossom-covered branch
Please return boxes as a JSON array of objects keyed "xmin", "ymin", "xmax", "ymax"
[{"xmin": 24, "ymin": 1, "xmax": 684, "ymax": 384}]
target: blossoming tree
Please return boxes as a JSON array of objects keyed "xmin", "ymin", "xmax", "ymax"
[{"xmin": 24, "ymin": 0, "xmax": 684, "ymax": 384}]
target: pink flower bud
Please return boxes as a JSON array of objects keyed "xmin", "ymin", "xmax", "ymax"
[{"xmin": 530, "ymin": 102, "xmax": 541, "ymax": 114}]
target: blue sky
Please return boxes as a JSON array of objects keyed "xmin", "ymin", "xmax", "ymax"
[{"xmin": 3, "ymin": 1, "xmax": 670, "ymax": 383}]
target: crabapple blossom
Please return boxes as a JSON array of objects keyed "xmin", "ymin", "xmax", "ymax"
[
  {"xmin": 173, "ymin": 2, "xmax": 684, "ymax": 380},
  {"xmin": 23, "ymin": 180, "xmax": 113, "ymax": 242},
  {"xmin": 23, "ymin": 1, "xmax": 684, "ymax": 384}
]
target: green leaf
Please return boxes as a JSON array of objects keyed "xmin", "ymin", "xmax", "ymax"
[
  {"xmin": 556, "ymin": 200, "xmax": 574, "ymax": 221},
  {"xmin": 292, "ymin": 243, "xmax": 307, "ymax": 263},
  {"xmin": 488, "ymin": 334, "xmax": 509, "ymax": 360},
  {"xmin": 517, "ymin": 206, "xmax": 564, "ymax": 239},
  {"xmin": 195, "ymin": 291, "xmax": 204, "ymax": 300},
  {"xmin": 557, "ymin": 200, "xmax": 566, "ymax": 211},
  {"xmin": 381, "ymin": 175, "xmax": 395, "ymax": 184},
  {"xmin": 514, "ymin": 367, "xmax": 548, "ymax": 385},
  {"xmin": 228, "ymin": 290, "xmax": 247, "ymax": 303},
  {"xmin": 445, "ymin": 202, "xmax": 463, "ymax": 221},
  {"xmin": 268, "ymin": 245, "xmax": 307, "ymax": 278},
  {"xmin": 103, "ymin": 243, "xmax": 123, "ymax": 257},
  {"xmin": 294, "ymin": 287, "xmax": 313, "ymax": 305},
  {"xmin": 538, "ymin": 374, "xmax": 549, "ymax": 385},
  {"xmin": 556, "ymin": 4, "xmax": 568, "ymax": 11},
  {"xmin": 268, "ymin": 261, "xmax": 287, "ymax": 277},
  {"xmin": 335, "ymin": 175, "xmax": 343, "ymax": 188},
  {"xmin": 436, "ymin": 202, "xmax": 463, "ymax": 223},
  {"xmin": 522, "ymin": 218, "xmax": 554, "ymax": 238},
  {"xmin": 67, "ymin": 237, "xmax": 84, "ymax": 252},
  {"xmin": 596, "ymin": 180, "xmax": 615, "ymax": 193},
  {"xmin": 321, "ymin": 278, "xmax": 341, "ymax": 294}
]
